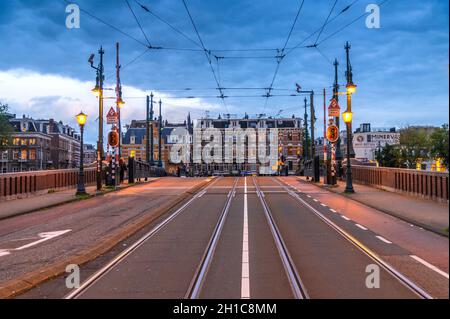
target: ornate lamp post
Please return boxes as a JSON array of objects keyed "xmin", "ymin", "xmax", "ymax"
[
  {"xmin": 76, "ymin": 111, "xmax": 88, "ymax": 196},
  {"xmin": 343, "ymin": 109, "xmax": 354, "ymax": 193},
  {"xmin": 89, "ymin": 47, "xmax": 105, "ymax": 191}
]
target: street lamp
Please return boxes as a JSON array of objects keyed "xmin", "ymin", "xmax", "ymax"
[
  {"xmin": 343, "ymin": 41, "xmax": 356, "ymax": 193},
  {"xmin": 343, "ymin": 109, "xmax": 354, "ymax": 193},
  {"xmin": 76, "ymin": 111, "xmax": 87, "ymax": 196},
  {"xmin": 346, "ymin": 83, "xmax": 357, "ymax": 95},
  {"xmin": 89, "ymin": 47, "xmax": 105, "ymax": 191}
]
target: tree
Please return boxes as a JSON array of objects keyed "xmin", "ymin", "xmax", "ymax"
[
  {"xmin": 430, "ymin": 124, "xmax": 449, "ymax": 167},
  {"xmin": 398, "ymin": 126, "xmax": 432, "ymax": 168},
  {"xmin": 0, "ymin": 103, "xmax": 13, "ymax": 151},
  {"xmin": 376, "ymin": 143, "xmax": 402, "ymax": 168}
]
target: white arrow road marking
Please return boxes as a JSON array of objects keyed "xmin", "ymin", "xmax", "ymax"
[{"xmin": 0, "ymin": 230, "xmax": 72, "ymax": 257}]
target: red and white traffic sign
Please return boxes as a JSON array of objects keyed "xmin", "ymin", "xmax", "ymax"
[
  {"xmin": 106, "ymin": 107, "xmax": 118, "ymax": 124},
  {"xmin": 328, "ymin": 98, "xmax": 341, "ymax": 117}
]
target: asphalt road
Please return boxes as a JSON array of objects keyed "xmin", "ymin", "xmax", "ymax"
[
  {"xmin": 60, "ymin": 177, "xmax": 429, "ymax": 299},
  {"xmin": 0, "ymin": 178, "xmax": 207, "ymax": 287}
]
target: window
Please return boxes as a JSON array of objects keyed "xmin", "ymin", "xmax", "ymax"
[
  {"xmin": 21, "ymin": 150, "xmax": 27, "ymax": 160},
  {"xmin": 29, "ymin": 138, "xmax": 36, "ymax": 145},
  {"xmin": 13, "ymin": 150, "xmax": 19, "ymax": 159},
  {"xmin": 130, "ymin": 135, "xmax": 136, "ymax": 145},
  {"xmin": 29, "ymin": 149, "xmax": 36, "ymax": 160},
  {"xmin": 1, "ymin": 151, "xmax": 7, "ymax": 160}
]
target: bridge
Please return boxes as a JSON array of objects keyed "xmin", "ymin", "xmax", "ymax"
[{"xmin": 0, "ymin": 166, "xmax": 447, "ymax": 299}]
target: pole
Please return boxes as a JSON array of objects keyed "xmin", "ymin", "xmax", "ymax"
[
  {"xmin": 76, "ymin": 125, "xmax": 86, "ymax": 195},
  {"xmin": 303, "ymin": 98, "xmax": 309, "ymax": 161},
  {"xmin": 116, "ymin": 43, "xmax": 122, "ymax": 158},
  {"xmin": 146, "ymin": 95, "xmax": 150, "ymax": 164},
  {"xmin": 158, "ymin": 99, "xmax": 163, "ymax": 168},
  {"xmin": 310, "ymin": 91, "xmax": 318, "ymax": 182},
  {"xmin": 333, "ymin": 59, "xmax": 343, "ymax": 178},
  {"xmin": 323, "ymin": 88, "xmax": 329, "ymax": 185},
  {"xmin": 345, "ymin": 41, "xmax": 355, "ymax": 158},
  {"xmin": 150, "ymin": 93, "xmax": 155, "ymax": 166},
  {"xmin": 345, "ymin": 41, "xmax": 355, "ymax": 193},
  {"xmin": 96, "ymin": 46, "xmax": 104, "ymax": 191}
]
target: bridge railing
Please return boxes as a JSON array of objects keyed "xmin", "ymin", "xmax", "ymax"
[
  {"xmin": 128, "ymin": 158, "xmax": 166, "ymax": 183},
  {"xmin": 344, "ymin": 165, "xmax": 449, "ymax": 203},
  {"xmin": 0, "ymin": 168, "xmax": 98, "ymax": 200}
]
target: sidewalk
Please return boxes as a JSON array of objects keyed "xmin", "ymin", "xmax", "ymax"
[
  {"xmin": 299, "ymin": 176, "xmax": 449, "ymax": 236},
  {"xmin": 0, "ymin": 180, "xmax": 157, "ymax": 221}
]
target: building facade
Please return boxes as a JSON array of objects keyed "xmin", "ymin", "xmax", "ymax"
[
  {"xmin": 194, "ymin": 116, "xmax": 302, "ymax": 175},
  {"xmin": 351, "ymin": 123, "xmax": 400, "ymax": 163},
  {"xmin": 83, "ymin": 144, "xmax": 97, "ymax": 165},
  {"xmin": 1, "ymin": 115, "xmax": 81, "ymax": 173}
]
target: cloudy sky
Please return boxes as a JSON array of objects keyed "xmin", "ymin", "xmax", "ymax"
[{"xmin": 0, "ymin": 0, "xmax": 448, "ymax": 144}]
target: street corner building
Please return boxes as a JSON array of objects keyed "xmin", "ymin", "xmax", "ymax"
[{"xmin": 1, "ymin": 114, "xmax": 81, "ymax": 173}]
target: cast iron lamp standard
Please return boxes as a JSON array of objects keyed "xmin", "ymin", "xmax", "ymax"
[
  {"xmin": 343, "ymin": 105, "xmax": 354, "ymax": 193},
  {"xmin": 344, "ymin": 41, "xmax": 356, "ymax": 193},
  {"xmin": 89, "ymin": 47, "xmax": 105, "ymax": 191},
  {"xmin": 76, "ymin": 111, "xmax": 87, "ymax": 196}
]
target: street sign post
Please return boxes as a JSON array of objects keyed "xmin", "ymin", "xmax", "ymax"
[
  {"xmin": 328, "ymin": 98, "xmax": 341, "ymax": 117},
  {"xmin": 326, "ymin": 125, "xmax": 339, "ymax": 144},
  {"xmin": 108, "ymin": 130, "xmax": 119, "ymax": 147},
  {"xmin": 106, "ymin": 107, "xmax": 118, "ymax": 125}
]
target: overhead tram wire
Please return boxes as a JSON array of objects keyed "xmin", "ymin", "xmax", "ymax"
[
  {"xmin": 124, "ymin": 0, "xmax": 153, "ymax": 47},
  {"xmin": 61, "ymin": 0, "xmax": 151, "ymax": 49},
  {"xmin": 284, "ymin": 0, "xmax": 360, "ymax": 56},
  {"xmin": 316, "ymin": 0, "xmax": 391, "ymax": 46},
  {"xmin": 263, "ymin": 0, "xmax": 306, "ymax": 113},
  {"xmin": 133, "ymin": 0, "xmax": 204, "ymax": 50},
  {"xmin": 313, "ymin": 0, "xmax": 338, "ymax": 46},
  {"xmin": 181, "ymin": 0, "xmax": 228, "ymax": 112}
]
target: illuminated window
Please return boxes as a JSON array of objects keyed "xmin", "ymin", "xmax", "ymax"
[
  {"xmin": 29, "ymin": 149, "xmax": 36, "ymax": 160},
  {"xmin": 29, "ymin": 138, "xmax": 36, "ymax": 145},
  {"xmin": 21, "ymin": 150, "xmax": 27, "ymax": 160}
]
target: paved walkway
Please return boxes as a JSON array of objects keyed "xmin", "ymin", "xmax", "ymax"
[
  {"xmin": 299, "ymin": 176, "xmax": 449, "ymax": 236},
  {"xmin": 0, "ymin": 180, "xmax": 156, "ymax": 221}
]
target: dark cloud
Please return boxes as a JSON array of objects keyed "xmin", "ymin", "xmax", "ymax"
[{"xmin": 0, "ymin": 0, "xmax": 448, "ymax": 130}]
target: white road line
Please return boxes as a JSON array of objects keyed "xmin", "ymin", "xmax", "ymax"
[
  {"xmin": 355, "ymin": 224, "xmax": 368, "ymax": 231},
  {"xmin": 241, "ymin": 177, "xmax": 250, "ymax": 299},
  {"xmin": 0, "ymin": 250, "xmax": 11, "ymax": 257},
  {"xmin": 341, "ymin": 215, "xmax": 351, "ymax": 221},
  {"xmin": 375, "ymin": 236, "xmax": 392, "ymax": 244},
  {"xmin": 320, "ymin": 203, "xmax": 327, "ymax": 207},
  {"xmin": 330, "ymin": 209, "xmax": 337, "ymax": 213},
  {"xmin": 410, "ymin": 255, "xmax": 449, "ymax": 279},
  {"xmin": 306, "ymin": 195, "xmax": 312, "ymax": 198},
  {"xmin": 313, "ymin": 199, "xmax": 318, "ymax": 202}
]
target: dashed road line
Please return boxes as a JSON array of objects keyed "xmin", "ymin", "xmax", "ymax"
[
  {"xmin": 355, "ymin": 224, "xmax": 368, "ymax": 231},
  {"xmin": 329, "ymin": 209, "xmax": 337, "ymax": 213},
  {"xmin": 341, "ymin": 215, "xmax": 351, "ymax": 221},
  {"xmin": 320, "ymin": 203, "xmax": 327, "ymax": 207},
  {"xmin": 375, "ymin": 236, "xmax": 392, "ymax": 244},
  {"xmin": 410, "ymin": 255, "xmax": 449, "ymax": 279}
]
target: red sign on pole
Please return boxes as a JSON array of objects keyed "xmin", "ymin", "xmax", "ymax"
[
  {"xmin": 328, "ymin": 98, "xmax": 341, "ymax": 117},
  {"xmin": 106, "ymin": 107, "xmax": 118, "ymax": 124}
]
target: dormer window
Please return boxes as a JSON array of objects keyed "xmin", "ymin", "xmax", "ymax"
[{"xmin": 130, "ymin": 135, "xmax": 136, "ymax": 145}]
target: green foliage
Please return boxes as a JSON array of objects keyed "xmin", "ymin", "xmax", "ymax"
[
  {"xmin": 0, "ymin": 103, "xmax": 13, "ymax": 150},
  {"xmin": 375, "ymin": 143, "xmax": 402, "ymax": 168},
  {"xmin": 398, "ymin": 126, "xmax": 433, "ymax": 168},
  {"xmin": 377, "ymin": 125, "xmax": 449, "ymax": 169},
  {"xmin": 430, "ymin": 124, "xmax": 449, "ymax": 167}
]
